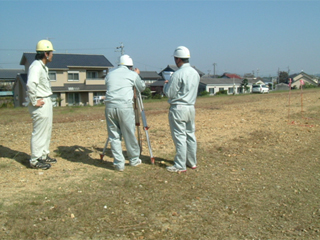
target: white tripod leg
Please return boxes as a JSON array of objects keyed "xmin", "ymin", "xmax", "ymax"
[{"xmin": 137, "ymin": 91, "xmax": 155, "ymax": 164}]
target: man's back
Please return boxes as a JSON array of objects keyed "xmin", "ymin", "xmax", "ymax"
[
  {"xmin": 105, "ymin": 66, "xmax": 139, "ymax": 107},
  {"xmin": 164, "ymin": 63, "xmax": 200, "ymax": 105}
]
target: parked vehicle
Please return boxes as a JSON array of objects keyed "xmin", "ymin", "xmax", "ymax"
[{"xmin": 252, "ymin": 84, "xmax": 269, "ymax": 94}]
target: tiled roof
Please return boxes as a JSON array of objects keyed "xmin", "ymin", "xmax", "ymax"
[
  {"xmin": 221, "ymin": 73, "xmax": 242, "ymax": 79},
  {"xmin": 0, "ymin": 69, "xmax": 25, "ymax": 79},
  {"xmin": 159, "ymin": 65, "xmax": 205, "ymax": 77},
  {"xmin": 139, "ymin": 71, "xmax": 161, "ymax": 80},
  {"xmin": 20, "ymin": 53, "xmax": 114, "ymax": 69}
]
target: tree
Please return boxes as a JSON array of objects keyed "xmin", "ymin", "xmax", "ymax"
[
  {"xmin": 142, "ymin": 88, "xmax": 152, "ymax": 99},
  {"xmin": 240, "ymin": 79, "xmax": 249, "ymax": 93},
  {"xmin": 279, "ymin": 71, "xmax": 289, "ymax": 83},
  {"xmin": 200, "ymin": 90, "xmax": 209, "ymax": 96}
]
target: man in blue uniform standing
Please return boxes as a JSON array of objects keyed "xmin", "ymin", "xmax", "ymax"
[
  {"xmin": 163, "ymin": 46, "xmax": 200, "ymax": 173},
  {"xmin": 105, "ymin": 54, "xmax": 146, "ymax": 171}
]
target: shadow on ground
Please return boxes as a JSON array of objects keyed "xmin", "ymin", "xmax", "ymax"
[
  {"xmin": 54, "ymin": 145, "xmax": 169, "ymax": 170},
  {"xmin": 0, "ymin": 145, "xmax": 30, "ymax": 168}
]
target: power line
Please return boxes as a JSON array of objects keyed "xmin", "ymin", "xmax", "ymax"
[{"xmin": 0, "ymin": 47, "xmax": 115, "ymax": 51}]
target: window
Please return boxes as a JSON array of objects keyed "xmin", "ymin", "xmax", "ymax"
[
  {"xmin": 68, "ymin": 93, "xmax": 80, "ymax": 105},
  {"xmin": 49, "ymin": 71, "xmax": 56, "ymax": 81},
  {"xmin": 93, "ymin": 92, "xmax": 105, "ymax": 105},
  {"xmin": 219, "ymin": 88, "xmax": 224, "ymax": 92},
  {"xmin": 209, "ymin": 88, "xmax": 214, "ymax": 94},
  {"xmin": 87, "ymin": 71, "xmax": 98, "ymax": 79},
  {"xmin": 68, "ymin": 71, "xmax": 79, "ymax": 81},
  {"xmin": 228, "ymin": 87, "xmax": 234, "ymax": 94}
]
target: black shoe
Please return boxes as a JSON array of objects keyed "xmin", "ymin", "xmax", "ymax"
[
  {"xmin": 41, "ymin": 156, "xmax": 57, "ymax": 163},
  {"xmin": 31, "ymin": 161, "xmax": 51, "ymax": 170}
]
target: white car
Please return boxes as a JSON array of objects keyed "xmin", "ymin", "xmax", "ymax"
[{"xmin": 252, "ymin": 84, "xmax": 269, "ymax": 94}]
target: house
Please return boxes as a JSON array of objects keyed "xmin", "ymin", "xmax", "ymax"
[
  {"xmin": 0, "ymin": 69, "xmax": 24, "ymax": 97},
  {"xmin": 14, "ymin": 53, "xmax": 113, "ymax": 107},
  {"xmin": 150, "ymin": 65, "xmax": 205, "ymax": 95},
  {"xmin": 262, "ymin": 77, "xmax": 277, "ymax": 89},
  {"xmin": 289, "ymin": 71, "xmax": 318, "ymax": 89},
  {"xmin": 159, "ymin": 65, "xmax": 205, "ymax": 78},
  {"xmin": 139, "ymin": 71, "xmax": 162, "ymax": 87},
  {"xmin": 199, "ymin": 77, "xmax": 263, "ymax": 95},
  {"xmin": 149, "ymin": 79, "xmax": 166, "ymax": 95},
  {"xmin": 275, "ymin": 83, "xmax": 289, "ymax": 91},
  {"xmin": 199, "ymin": 77, "xmax": 244, "ymax": 95}
]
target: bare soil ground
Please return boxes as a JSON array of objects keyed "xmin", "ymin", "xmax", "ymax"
[{"xmin": 1, "ymin": 90, "xmax": 320, "ymax": 239}]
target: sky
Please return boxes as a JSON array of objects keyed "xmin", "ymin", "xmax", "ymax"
[{"xmin": 0, "ymin": 0, "xmax": 319, "ymax": 77}]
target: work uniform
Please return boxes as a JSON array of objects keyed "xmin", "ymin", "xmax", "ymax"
[
  {"xmin": 105, "ymin": 65, "xmax": 146, "ymax": 170},
  {"xmin": 163, "ymin": 63, "xmax": 200, "ymax": 171},
  {"xmin": 26, "ymin": 60, "xmax": 53, "ymax": 166}
]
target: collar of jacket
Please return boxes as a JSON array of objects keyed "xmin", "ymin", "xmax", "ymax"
[
  {"xmin": 39, "ymin": 60, "xmax": 48, "ymax": 73},
  {"xmin": 180, "ymin": 63, "xmax": 191, "ymax": 69}
]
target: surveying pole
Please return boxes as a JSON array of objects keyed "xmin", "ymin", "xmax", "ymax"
[{"xmin": 134, "ymin": 88, "xmax": 143, "ymax": 154}]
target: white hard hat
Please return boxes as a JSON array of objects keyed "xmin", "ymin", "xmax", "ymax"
[
  {"xmin": 119, "ymin": 54, "xmax": 133, "ymax": 66},
  {"xmin": 36, "ymin": 40, "xmax": 55, "ymax": 52},
  {"xmin": 173, "ymin": 46, "xmax": 190, "ymax": 59}
]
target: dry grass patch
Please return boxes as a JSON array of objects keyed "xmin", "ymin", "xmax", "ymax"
[{"xmin": 1, "ymin": 90, "xmax": 320, "ymax": 239}]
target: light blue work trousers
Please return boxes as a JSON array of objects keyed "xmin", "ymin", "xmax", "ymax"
[
  {"xmin": 169, "ymin": 105, "xmax": 197, "ymax": 170},
  {"xmin": 28, "ymin": 97, "xmax": 53, "ymax": 165},
  {"xmin": 105, "ymin": 107, "xmax": 140, "ymax": 170}
]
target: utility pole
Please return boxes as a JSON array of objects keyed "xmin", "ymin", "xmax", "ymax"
[
  {"xmin": 213, "ymin": 63, "xmax": 217, "ymax": 77},
  {"xmin": 233, "ymin": 77, "xmax": 235, "ymax": 95},
  {"xmin": 116, "ymin": 42, "xmax": 124, "ymax": 55},
  {"xmin": 287, "ymin": 66, "xmax": 290, "ymax": 76}
]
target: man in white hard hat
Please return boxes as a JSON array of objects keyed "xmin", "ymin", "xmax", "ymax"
[
  {"xmin": 26, "ymin": 40, "xmax": 56, "ymax": 170},
  {"xmin": 163, "ymin": 46, "xmax": 200, "ymax": 172},
  {"xmin": 104, "ymin": 54, "xmax": 146, "ymax": 171}
]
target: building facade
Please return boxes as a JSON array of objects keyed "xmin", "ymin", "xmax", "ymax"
[{"xmin": 14, "ymin": 53, "xmax": 114, "ymax": 107}]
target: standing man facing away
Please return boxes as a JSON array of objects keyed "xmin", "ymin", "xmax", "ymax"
[
  {"xmin": 163, "ymin": 46, "xmax": 200, "ymax": 173},
  {"xmin": 26, "ymin": 40, "xmax": 57, "ymax": 170},
  {"xmin": 104, "ymin": 54, "xmax": 146, "ymax": 171}
]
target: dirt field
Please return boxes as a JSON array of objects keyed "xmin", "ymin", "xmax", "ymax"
[{"xmin": 1, "ymin": 90, "xmax": 320, "ymax": 239}]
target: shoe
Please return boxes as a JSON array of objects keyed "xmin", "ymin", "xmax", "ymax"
[
  {"xmin": 114, "ymin": 165, "xmax": 124, "ymax": 172},
  {"xmin": 166, "ymin": 165, "xmax": 186, "ymax": 173},
  {"xmin": 31, "ymin": 161, "xmax": 51, "ymax": 170},
  {"xmin": 130, "ymin": 159, "xmax": 142, "ymax": 167},
  {"xmin": 187, "ymin": 165, "xmax": 197, "ymax": 169},
  {"xmin": 41, "ymin": 156, "xmax": 57, "ymax": 164}
]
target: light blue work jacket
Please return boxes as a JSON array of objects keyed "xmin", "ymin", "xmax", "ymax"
[
  {"xmin": 105, "ymin": 66, "xmax": 145, "ymax": 108},
  {"xmin": 163, "ymin": 63, "xmax": 200, "ymax": 105}
]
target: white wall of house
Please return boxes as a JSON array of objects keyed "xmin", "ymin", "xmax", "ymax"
[{"xmin": 205, "ymin": 84, "xmax": 247, "ymax": 95}]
